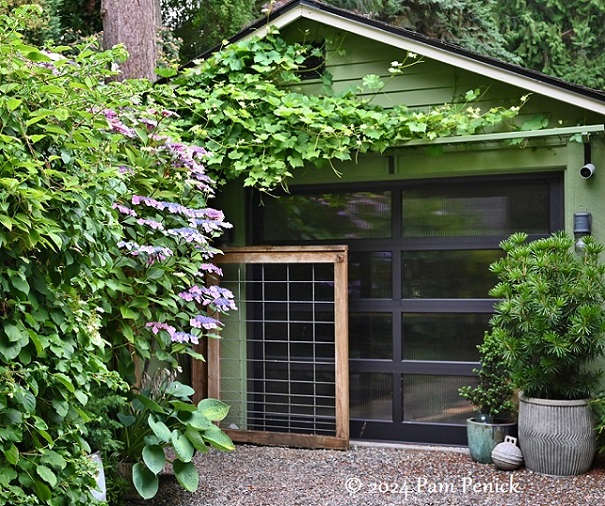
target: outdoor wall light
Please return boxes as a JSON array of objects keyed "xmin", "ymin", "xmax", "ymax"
[
  {"xmin": 580, "ymin": 163, "xmax": 596, "ymax": 179},
  {"xmin": 574, "ymin": 212, "xmax": 592, "ymax": 253},
  {"xmin": 580, "ymin": 141, "xmax": 596, "ymax": 179}
]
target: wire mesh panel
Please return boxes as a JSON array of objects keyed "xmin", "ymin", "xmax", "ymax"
[{"xmin": 210, "ymin": 246, "xmax": 349, "ymax": 449}]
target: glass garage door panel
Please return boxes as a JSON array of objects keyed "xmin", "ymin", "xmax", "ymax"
[
  {"xmin": 402, "ymin": 375, "xmax": 478, "ymax": 425},
  {"xmin": 350, "ymin": 372, "xmax": 392, "ymax": 421},
  {"xmin": 402, "ymin": 250, "xmax": 503, "ymax": 299},
  {"xmin": 402, "ymin": 313, "xmax": 491, "ymax": 361},
  {"xmin": 349, "ymin": 313, "xmax": 392, "ymax": 359},
  {"xmin": 260, "ymin": 191, "xmax": 392, "ymax": 241},
  {"xmin": 402, "ymin": 181, "xmax": 551, "ymax": 237}
]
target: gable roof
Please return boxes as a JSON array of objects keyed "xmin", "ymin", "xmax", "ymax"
[{"xmin": 192, "ymin": 0, "xmax": 605, "ymax": 116}]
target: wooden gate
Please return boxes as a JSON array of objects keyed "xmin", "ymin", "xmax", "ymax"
[{"xmin": 194, "ymin": 246, "xmax": 349, "ymax": 450}]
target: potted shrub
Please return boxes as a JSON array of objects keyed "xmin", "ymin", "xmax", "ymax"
[
  {"xmin": 487, "ymin": 231, "xmax": 605, "ymax": 475},
  {"xmin": 459, "ymin": 331, "xmax": 517, "ymax": 464}
]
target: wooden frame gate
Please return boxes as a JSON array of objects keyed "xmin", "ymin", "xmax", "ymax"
[{"xmin": 197, "ymin": 246, "xmax": 349, "ymax": 450}]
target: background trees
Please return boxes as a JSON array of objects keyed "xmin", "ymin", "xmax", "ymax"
[
  {"xmin": 4, "ymin": 0, "xmax": 604, "ymax": 89},
  {"xmin": 493, "ymin": 0, "xmax": 605, "ymax": 90},
  {"xmin": 101, "ymin": 0, "xmax": 160, "ymax": 80}
]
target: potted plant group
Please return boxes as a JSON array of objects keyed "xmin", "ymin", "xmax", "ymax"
[
  {"xmin": 487, "ymin": 231, "xmax": 605, "ymax": 475},
  {"xmin": 459, "ymin": 331, "xmax": 517, "ymax": 464}
]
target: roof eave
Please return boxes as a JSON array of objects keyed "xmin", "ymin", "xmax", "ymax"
[{"xmin": 184, "ymin": 0, "xmax": 605, "ymax": 115}]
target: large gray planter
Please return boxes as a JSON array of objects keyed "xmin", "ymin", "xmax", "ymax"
[{"xmin": 518, "ymin": 394, "xmax": 596, "ymax": 475}]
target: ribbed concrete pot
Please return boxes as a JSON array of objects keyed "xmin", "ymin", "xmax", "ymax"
[{"xmin": 518, "ymin": 394, "xmax": 596, "ymax": 476}]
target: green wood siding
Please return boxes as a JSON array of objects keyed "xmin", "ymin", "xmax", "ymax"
[{"xmin": 281, "ymin": 22, "xmax": 604, "ymax": 126}]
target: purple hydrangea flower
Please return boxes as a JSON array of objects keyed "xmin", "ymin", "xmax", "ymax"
[{"xmin": 190, "ymin": 315, "xmax": 223, "ymax": 330}]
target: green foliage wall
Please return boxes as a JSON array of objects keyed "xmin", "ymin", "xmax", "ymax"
[
  {"xmin": 0, "ymin": 5, "xmax": 236, "ymax": 503},
  {"xmin": 0, "ymin": 7, "xmax": 130, "ymax": 503}
]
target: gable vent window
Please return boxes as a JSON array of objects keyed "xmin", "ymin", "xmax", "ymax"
[{"xmin": 297, "ymin": 42, "xmax": 325, "ymax": 80}]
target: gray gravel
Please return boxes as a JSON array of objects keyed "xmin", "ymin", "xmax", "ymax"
[{"xmin": 135, "ymin": 443, "xmax": 605, "ymax": 506}]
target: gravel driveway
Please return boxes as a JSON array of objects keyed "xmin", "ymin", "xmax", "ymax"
[{"xmin": 136, "ymin": 443, "xmax": 605, "ymax": 506}]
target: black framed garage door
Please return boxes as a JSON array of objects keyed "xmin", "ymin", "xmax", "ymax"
[{"xmin": 250, "ymin": 173, "xmax": 563, "ymax": 445}]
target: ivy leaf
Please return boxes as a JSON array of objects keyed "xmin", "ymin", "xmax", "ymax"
[
  {"xmin": 52, "ymin": 372, "xmax": 75, "ymax": 393},
  {"xmin": 14, "ymin": 386, "xmax": 36, "ymax": 414},
  {"xmin": 6, "ymin": 98, "xmax": 22, "ymax": 112},
  {"xmin": 33, "ymin": 480, "xmax": 51, "ymax": 502},
  {"xmin": 3, "ymin": 444, "xmax": 19, "ymax": 465},
  {"xmin": 0, "ymin": 214, "xmax": 13, "ymax": 230},
  {"xmin": 3, "ymin": 322, "xmax": 24, "ymax": 343},
  {"xmin": 361, "ymin": 74, "xmax": 384, "ymax": 90},
  {"xmin": 36, "ymin": 465, "xmax": 58, "ymax": 487}
]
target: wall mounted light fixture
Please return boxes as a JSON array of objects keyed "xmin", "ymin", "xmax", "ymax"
[
  {"xmin": 574, "ymin": 212, "xmax": 592, "ymax": 253},
  {"xmin": 580, "ymin": 141, "xmax": 596, "ymax": 179}
]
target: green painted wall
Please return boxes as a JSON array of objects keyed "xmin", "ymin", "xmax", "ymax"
[{"xmin": 213, "ymin": 18, "xmax": 605, "ymax": 411}]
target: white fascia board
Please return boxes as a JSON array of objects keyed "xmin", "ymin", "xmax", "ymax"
[{"xmin": 242, "ymin": 5, "xmax": 605, "ymax": 117}]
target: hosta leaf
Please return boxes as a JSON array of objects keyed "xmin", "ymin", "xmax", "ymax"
[
  {"xmin": 148, "ymin": 415, "xmax": 171, "ymax": 443},
  {"xmin": 202, "ymin": 425, "xmax": 235, "ymax": 451},
  {"xmin": 133, "ymin": 462, "xmax": 159, "ymax": 500},
  {"xmin": 172, "ymin": 431, "xmax": 195, "ymax": 462},
  {"xmin": 142, "ymin": 444, "xmax": 165, "ymax": 475},
  {"xmin": 184, "ymin": 426, "xmax": 209, "ymax": 453},
  {"xmin": 173, "ymin": 460, "xmax": 199, "ymax": 492},
  {"xmin": 197, "ymin": 398, "xmax": 230, "ymax": 421},
  {"xmin": 165, "ymin": 381, "xmax": 195, "ymax": 399}
]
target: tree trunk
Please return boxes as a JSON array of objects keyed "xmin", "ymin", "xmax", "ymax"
[{"xmin": 101, "ymin": 0, "xmax": 159, "ymax": 81}]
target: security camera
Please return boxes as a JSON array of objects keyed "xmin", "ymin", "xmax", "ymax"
[{"xmin": 580, "ymin": 163, "xmax": 596, "ymax": 179}]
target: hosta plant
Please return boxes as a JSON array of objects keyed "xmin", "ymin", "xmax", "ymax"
[{"xmin": 117, "ymin": 372, "xmax": 234, "ymax": 500}]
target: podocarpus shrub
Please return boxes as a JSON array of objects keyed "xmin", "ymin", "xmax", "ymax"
[
  {"xmin": 0, "ymin": 5, "xmax": 236, "ymax": 503},
  {"xmin": 459, "ymin": 331, "xmax": 516, "ymax": 422},
  {"xmin": 488, "ymin": 231, "xmax": 605, "ymax": 400}
]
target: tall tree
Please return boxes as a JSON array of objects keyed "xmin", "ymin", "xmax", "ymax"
[
  {"xmin": 493, "ymin": 0, "xmax": 605, "ymax": 90},
  {"xmin": 101, "ymin": 0, "xmax": 159, "ymax": 80},
  {"xmin": 323, "ymin": 0, "xmax": 521, "ymax": 64},
  {"xmin": 161, "ymin": 0, "xmax": 262, "ymax": 62}
]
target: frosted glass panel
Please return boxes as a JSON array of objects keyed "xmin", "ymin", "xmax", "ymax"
[
  {"xmin": 402, "ymin": 250, "xmax": 502, "ymax": 298},
  {"xmin": 260, "ymin": 191, "xmax": 392, "ymax": 241},
  {"xmin": 403, "ymin": 375, "xmax": 477, "ymax": 424},
  {"xmin": 350, "ymin": 373, "xmax": 392, "ymax": 420},
  {"xmin": 402, "ymin": 313, "xmax": 490, "ymax": 361},
  {"xmin": 349, "ymin": 313, "xmax": 392, "ymax": 359},
  {"xmin": 402, "ymin": 181, "xmax": 550, "ymax": 237},
  {"xmin": 349, "ymin": 251, "xmax": 392, "ymax": 299}
]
